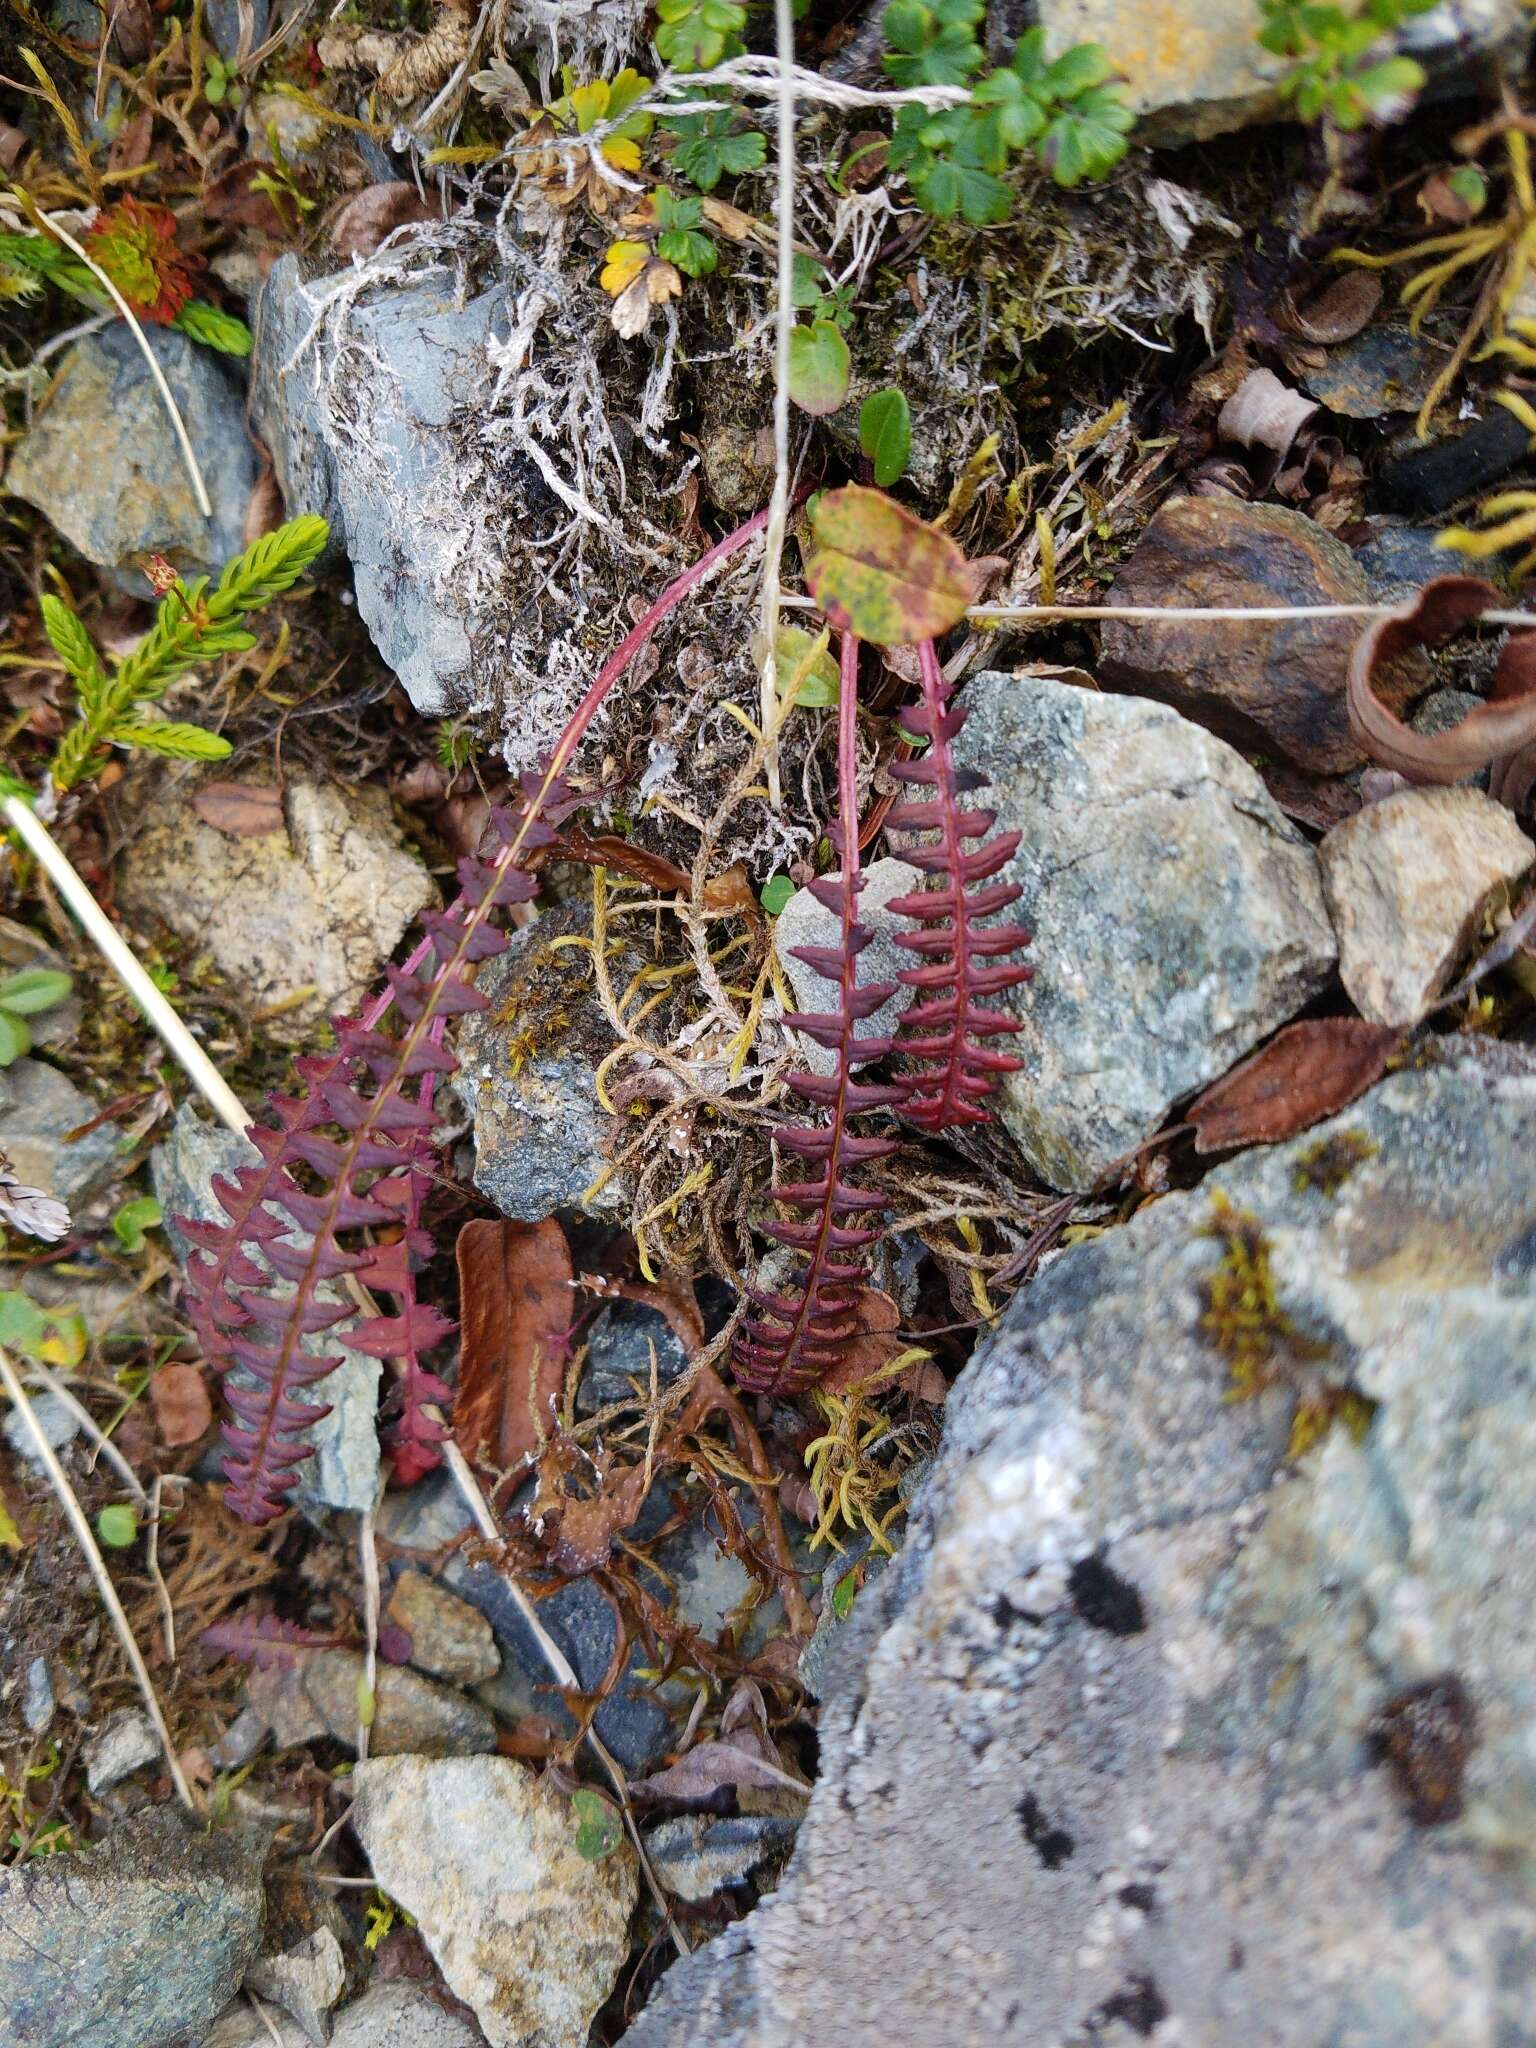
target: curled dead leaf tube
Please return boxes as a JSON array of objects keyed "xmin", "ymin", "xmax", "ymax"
[{"xmin": 1347, "ymin": 575, "xmax": 1536, "ymax": 810}]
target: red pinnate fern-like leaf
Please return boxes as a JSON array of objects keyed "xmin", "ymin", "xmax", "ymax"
[
  {"xmin": 178, "ymin": 508, "xmax": 780, "ymax": 1522},
  {"xmin": 886, "ymin": 639, "xmax": 1032, "ymax": 1132},
  {"xmin": 732, "ymin": 635, "xmax": 903, "ymax": 1398}
]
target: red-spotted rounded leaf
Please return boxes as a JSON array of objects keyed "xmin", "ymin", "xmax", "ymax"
[{"xmin": 805, "ymin": 486, "xmax": 978, "ymax": 646}]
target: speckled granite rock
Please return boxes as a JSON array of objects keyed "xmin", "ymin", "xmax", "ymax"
[
  {"xmin": 351, "ymin": 1755, "xmax": 636, "ymax": 2048},
  {"xmin": 773, "ymin": 857, "xmax": 921, "ymax": 1075},
  {"xmin": 626, "ymin": 1056, "xmax": 1536, "ymax": 2048},
  {"xmin": 117, "ymin": 773, "xmax": 435, "ymax": 1048},
  {"xmin": 944, "ymin": 669, "xmax": 1337, "ymax": 1190}
]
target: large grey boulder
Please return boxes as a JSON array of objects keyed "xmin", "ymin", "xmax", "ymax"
[
  {"xmin": 946, "ymin": 670, "xmax": 1337, "ymax": 1190},
  {"xmin": 8, "ymin": 324, "xmax": 253, "ymax": 584},
  {"xmin": 0, "ymin": 1807, "xmax": 267, "ymax": 2048},
  {"xmin": 626, "ymin": 1054, "xmax": 1536, "ymax": 2047}
]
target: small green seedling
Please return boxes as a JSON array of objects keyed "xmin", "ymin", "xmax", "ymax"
[
  {"xmin": 571, "ymin": 1786, "xmax": 622, "ymax": 1860},
  {"xmin": 112, "ymin": 1195, "xmax": 162, "ymax": 1254},
  {"xmin": 96, "ymin": 1504, "xmax": 139, "ymax": 1549},
  {"xmin": 0, "ymin": 969, "xmax": 71, "ymax": 1066},
  {"xmin": 859, "ymin": 387, "xmax": 913, "ymax": 487},
  {"xmin": 761, "ymin": 874, "xmax": 795, "ymax": 916}
]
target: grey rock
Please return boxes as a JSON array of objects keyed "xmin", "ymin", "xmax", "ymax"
[
  {"xmin": 948, "ymin": 671, "xmax": 1337, "ymax": 1189},
  {"xmin": 675, "ymin": 1061, "xmax": 1536, "ymax": 2048},
  {"xmin": 1038, "ymin": 0, "xmax": 1527, "ymax": 145},
  {"xmin": 248, "ymin": 1649, "xmax": 496, "ymax": 1758},
  {"xmin": 84, "ymin": 1709, "xmax": 159, "ymax": 1793},
  {"xmin": 350, "ymin": 1754, "xmax": 637, "ymax": 2048},
  {"xmin": 620, "ymin": 1923, "xmax": 761, "ymax": 2048},
  {"xmin": 384, "ymin": 1570, "xmax": 501, "ymax": 1686},
  {"xmin": 773, "ymin": 858, "xmax": 922, "ymax": 1076},
  {"xmin": 379, "ymin": 1471, "xmax": 675, "ymax": 1770},
  {"xmin": 0, "ymin": 1057, "xmax": 119, "ymax": 1207},
  {"xmin": 0, "ymin": 1807, "xmax": 266, "ymax": 2048},
  {"xmin": 1353, "ymin": 522, "xmax": 1457, "ymax": 605},
  {"xmin": 453, "ymin": 924, "xmax": 626, "ymax": 1223},
  {"xmin": 116, "ymin": 773, "xmax": 436, "ymax": 1048},
  {"xmin": 205, "ymin": 0, "xmax": 269, "ymax": 63},
  {"xmin": 154, "ymin": 1107, "xmax": 381, "ymax": 1515},
  {"xmin": 208, "ymin": 1706, "xmax": 269, "ymax": 1772},
  {"xmin": 1302, "ymin": 321, "xmax": 1440, "ymax": 421},
  {"xmin": 245, "ymin": 1927, "xmax": 346, "ymax": 2048},
  {"xmin": 7, "ymin": 324, "xmax": 253, "ymax": 585},
  {"xmin": 251, "ymin": 258, "xmax": 511, "ymax": 719},
  {"xmin": 1319, "ymin": 785, "xmax": 1534, "ymax": 1024},
  {"xmin": 1412, "ymin": 687, "xmax": 1486, "ymax": 740},
  {"xmin": 645, "ymin": 1815, "xmax": 799, "ymax": 1903},
  {"xmin": 3, "ymin": 1389, "xmax": 81, "ymax": 1463},
  {"xmin": 577, "ymin": 1300, "xmax": 689, "ymax": 1414},
  {"xmin": 205, "ymin": 1983, "xmax": 483, "ymax": 2048},
  {"xmin": 22, "ymin": 1656, "xmax": 55, "ymax": 1735}
]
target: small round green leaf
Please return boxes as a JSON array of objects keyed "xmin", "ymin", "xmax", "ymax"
[
  {"xmin": 571, "ymin": 1787, "xmax": 622, "ymax": 1860},
  {"xmin": 112, "ymin": 1195, "xmax": 162, "ymax": 1254},
  {"xmin": 761, "ymin": 874, "xmax": 795, "ymax": 916},
  {"xmin": 787, "ymin": 319, "xmax": 851, "ymax": 417},
  {"xmin": 858, "ymin": 387, "xmax": 912, "ymax": 487},
  {"xmin": 97, "ymin": 1504, "xmax": 139, "ymax": 1549},
  {"xmin": 0, "ymin": 1010, "xmax": 31, "ymax": 1067}
]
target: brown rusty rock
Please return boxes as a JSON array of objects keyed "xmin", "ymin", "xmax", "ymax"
[{"xmin": 1098, "ymin": 497, "xmax": 1425, "ymax": 774}]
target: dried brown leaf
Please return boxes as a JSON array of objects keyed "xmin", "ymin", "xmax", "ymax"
[
  {"xmin": 1188, "ymin": 1018, "xmax": 1405, "ymax": 1153},
  {"xmin": 1347, "ymin": 576, "xmax": 1536, "ymax": 807},
  {"xmin": 454, "ymin": 1217, "xmax": 573, "ymax": 1473},
  {"xmin": 192, "ymin": 782, "xmax": 284, "ymax": 837},
  {"xmin": 818, "ymin": 1289, "xmax": 904, "ymax": 1395},
  {"xmin": 1277, "ymin": 270, "xmax": 1382, "ymax": 345},
  {"xmin": 150, "ymin": 1362, "xmax": 214, "ymax": 1446},
  {"xmin": 328, "ymin": 182, "xmax": 445, "ymax": 264}
]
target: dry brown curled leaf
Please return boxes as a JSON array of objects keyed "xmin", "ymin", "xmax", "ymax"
[
  {"xmin": 150, "ymin": 1362, "xmax": 214, "ymax": 1447},
  {"xmin": 192, "ymin": 782, "xmax": 284, "ymax": 837},
  {"xmin": 1277, "ymin": 270, "xmax": 1383, "ymax": 346},
  {"xmin": 328, "ymin": 182, "xmax": 446, "ymax": 264},
  {"xmin": 1218, "ymin": 367, "xmax": 1319, "ymax": 477},
  {"xmin": 1187, "ymin": 1018, "xmax": 1405, "ymax": 1153},
  {"xmin": 454, "ymin": 1216, "xmax": 574, "ymax": 1474},
  {"xmin": 1347, "ymin": 576, "xmax": 1536, "ymax": 809}
]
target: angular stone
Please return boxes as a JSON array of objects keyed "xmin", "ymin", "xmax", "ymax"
[
  {"xmin": 772, "ymin": 858, "xmax": 921, "ymax": 1077},
  {"xmin": 116, "ymin": 773, "xmax": 435, "ymax": 1048},
  {"xmin": 0, "ymin": 1057, "xmax": 119, "ymax": 1208},
  {"xmin": 670, "ymin": 1058, "xmax": 1536, "ymax": 2048},
  {"xmin": 384, "ymin": 1571, "xmax": 501, "ymax": 1686},
  {"xmin": 1039, "ymin": 0, "xmax": 1527, "ymax": 146},
  {"xmin": 1320, "ymin": 786, "xmax": 1534, "ymax": 1025},
  {"xmin": 1099, "ymin": 498, "xmax": 1423, "ymax": 773},
  {"xmin": 7, "ymin": 324, "xmax": 254, "ymax": 585},
  {"xmin": 947, "ymin": 670, "xmax": 1337, "ymax": 1189},
  {"xmin": 286, "ymin": 1649, "xmax": 496, "ymax": 1758},
  {"xmin": 350, "ymin": 1754, "xmax": 637, "ymax": 2048},
  {"xmin": 0, "ymin": 1807, "xmax": 266, "ymax": 2048},
  {"xmin": 205, "ymin": 1983, "xmax": 482, "ymax": 2048},
  {"xmin": 84, "ymin": 1709, "xmax": 159, "ymax": 1793},
  {"xmin": 154, "ymin": 1107, "xmax": 381, "ymax": 1516},
  {"xmin": 577, "ymin": 1300, "xmax": 690, "ymax": 1414},
  {"xmin": 245, "ymin": 1928, "xmax": 346, "ymax": 2048},
  {"xmin": 644, "ymin": 1814, "xmax": 798, "ymax": 1903}
]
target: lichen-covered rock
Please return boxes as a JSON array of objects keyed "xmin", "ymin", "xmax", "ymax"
[
  {"xmin": 1038, "ymin": 0, "xmax": 1528, "ymax": 145},
  {"xmin": 948, "ymin": 670, "xmax": 1337, "ymax": 1189},
  {"xmin": 1098, "ymin": 498, "xmax": 1424, "ymax": 773},
  {"xmin": 154, "ymin": 1107, "xmax": 381, "ymax": 1516},
  {"xmin": 1320, "ymin": 786, "xmax": 1534, "ymax": 1025},
  {"xmin": 117, "ymin": 773, "xmax": 435, "ymax": 1048},
  {"xmin": 629, "ymin": 1056, "xmax": 1536, "ymax": 2048},
  {"xmin": 773, "ymin": 857, "xmax": 921, "ymax": 1077},
  {"xmin": 350, "ymin": 1755, "xmax": 637, "ymax": 2048},
  {"xmin": 452, "ymin": 911, "xmax": 626, "ymax": 1222},
  {"xmin": 0, "ymin": 1806, "xmax": 267, "ymax": 2048},
  {"xmin": 246, "ymin": 1649, "xmax": 496, "ymax": 1758},
  {"xmin": 7, "ymin": 324, "xmax": 254, "ymax": 585}
]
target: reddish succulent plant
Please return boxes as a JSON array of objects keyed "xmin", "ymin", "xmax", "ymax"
[{"xmin": 86, "ymin": 197, "xmax": 202, "ymax": 324}]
